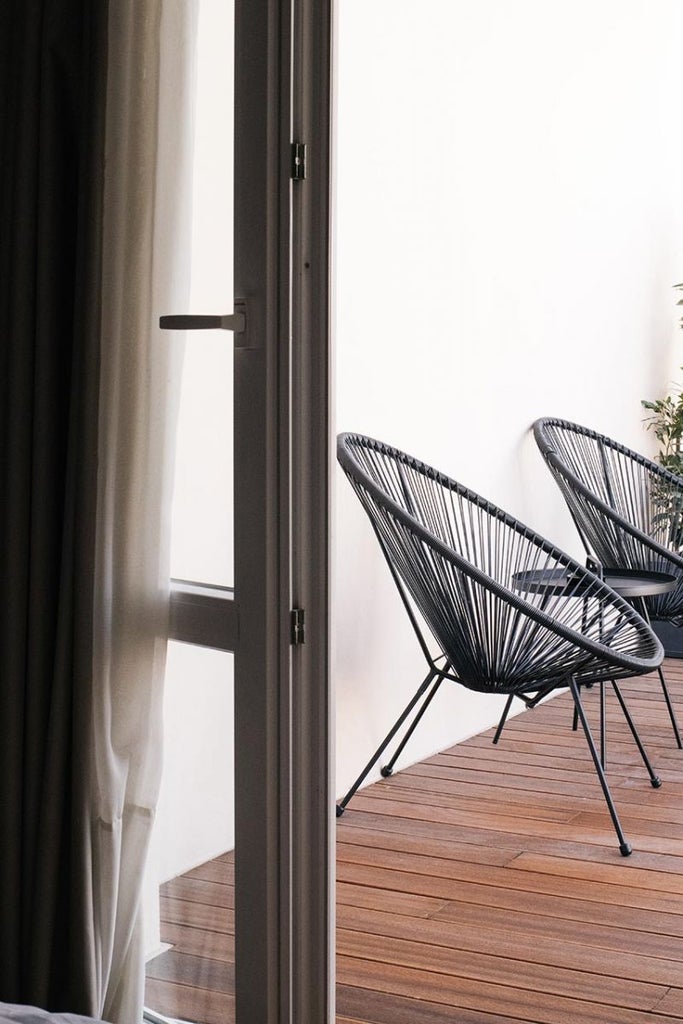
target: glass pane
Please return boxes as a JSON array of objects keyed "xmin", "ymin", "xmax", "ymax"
[
  {"xmin": 145, "ymin": 0, "xmax": 237, "ymax": 1020},
  {"xmin": 170, "ymin": 0, "xmax": 234, "ymax": 588},
  {"xmin": 145, "ymin": 643, "xmax": 235, "ymax": 1024}
]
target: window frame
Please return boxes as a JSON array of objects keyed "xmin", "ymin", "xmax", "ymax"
[{"xmin": 169, "ymin": 580, "xmax": 237, "ymax": 650}]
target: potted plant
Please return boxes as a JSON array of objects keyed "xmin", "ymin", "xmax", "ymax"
[
  {"xmin": 642, "ymin": 283, "xmax": 683, "ymax": 473},
  {"xmin": 641, "ymin": 282, "xmax": 683, "ymax": 655}
]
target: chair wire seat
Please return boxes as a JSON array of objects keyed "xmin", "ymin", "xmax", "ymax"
[
  {"xmin": 534, "ymin": 416, "xmax": 683, "ymax": 747},
  {"xmin": 336, "ymin": 432, "xmax": 664, "ymax": 855}
]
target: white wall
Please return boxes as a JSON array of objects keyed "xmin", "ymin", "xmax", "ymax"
[{"xmin": 334, "ymin": 0, "xmax": 683, "ymax": 796}]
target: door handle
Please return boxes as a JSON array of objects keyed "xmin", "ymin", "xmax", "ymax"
[
  {"xmin": 159, "ymin": 312, "xmax": 244, "ymax": 332},
  {"xmin": 159, "ymin": 299, "xmax": 254, "ymax": 347}
]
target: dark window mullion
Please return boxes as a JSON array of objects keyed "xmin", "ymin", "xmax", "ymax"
[{"xmin": 169, "ymin": 579, "xmax": 238, "ymax": 651}]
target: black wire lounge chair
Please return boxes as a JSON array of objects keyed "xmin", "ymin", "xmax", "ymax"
[
  {"xmin": 336, "ymin": 432, "xmax": 664, "ymax": 856},
  {"xmin": 533, "ymin": 416, "xmax": 683, "ymax": 748}
]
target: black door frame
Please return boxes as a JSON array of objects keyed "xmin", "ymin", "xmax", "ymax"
[
  {"xmin": 165, "ymin": 4, "xmax": 332, "ymax": 1017},
  {"xmin": 232, "ymin": 2, "xmax": 333, "ymax": 1021}
]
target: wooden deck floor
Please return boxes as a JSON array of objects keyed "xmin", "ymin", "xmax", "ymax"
[{"xmin": 146, "ymin": 661, "xmax": 683, "ymax": 1023}]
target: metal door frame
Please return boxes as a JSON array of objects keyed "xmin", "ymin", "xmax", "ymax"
[{"xmin": 233, "ymin": 2, "xmax": 333, "ymax": 1021}]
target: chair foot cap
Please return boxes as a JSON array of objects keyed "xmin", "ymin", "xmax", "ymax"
[
  {"xmin": 380, "ymin": 766, "xmax": 393, "ymax": 777},
  {"xmin": 651, "ymin": 777, "xmax": 663, "ymax": 788},
  {"xmin": 335, "ymin": 804, "xmax": 345, "ymax": 818},
  {"xmin": 619, "ymin": 842, "xmax": 632, "ymax": 857}
]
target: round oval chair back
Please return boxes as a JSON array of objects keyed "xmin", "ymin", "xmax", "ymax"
[
  {"xmin": 336, "ymin": 432, "xmax": 664, "ymax": 855},
  {"xmin": 534, "ymin": 417, "xmax": 683, "ymax": 623},
  {"xmin": 534, "ymin": 417, "xmax": 683, "ymax": 749}
]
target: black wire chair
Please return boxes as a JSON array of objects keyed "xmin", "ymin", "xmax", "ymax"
[
  {"xmin": 534, "ymin": 417, "xmax": 683, "ymax": 748},
  {"xmin": 336, "ymin": 432, "xmax": 664, "ymax": 856}
]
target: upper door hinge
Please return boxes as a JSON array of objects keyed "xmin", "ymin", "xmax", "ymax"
[
  {"xmin": 290, "ymin": 607, "xmax": 305, "ymax": 645},
  {"xmin": 291, "ymin": 142, "xmax": 306, "ymax": 181}
]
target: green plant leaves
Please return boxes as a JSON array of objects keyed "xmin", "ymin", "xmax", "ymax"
[{"xmin": 642, "ymin": 286, "xmax": 683, "ymax": 474}]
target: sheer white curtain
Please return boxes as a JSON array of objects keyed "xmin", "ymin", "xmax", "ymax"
[{"xmin": 89, "ymin": 3, "xmax": 197, "ymax": 1022}]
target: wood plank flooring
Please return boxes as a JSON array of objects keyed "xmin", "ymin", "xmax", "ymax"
[{"xmin": 146, "ymin": 661, "xmax": 683, "ymax": 1023}]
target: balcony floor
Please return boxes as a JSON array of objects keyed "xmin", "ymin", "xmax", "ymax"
[{"xmin": 146, "ymin": 660, "xmax": 683, "ymax": 1023}]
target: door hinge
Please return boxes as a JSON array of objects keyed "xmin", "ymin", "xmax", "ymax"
[
  {"xmin": 290, "ymin": 607, "xmax": 305, "ymax": 645},
  {"xmin": 291, "ymin": 142, "xmax": 306, "ymax": 181}
]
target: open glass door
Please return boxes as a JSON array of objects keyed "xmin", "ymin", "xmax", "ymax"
[
  {"xmin": 143, "ymin": 1, "xmax": 333, "ymax": 1022},
  {"xmin": 143, "ymin": 5, "xmax": 236, "ymax": 1021}
]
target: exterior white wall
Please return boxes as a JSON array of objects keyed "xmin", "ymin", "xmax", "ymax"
[{"xmin": 334, "ymin": 1, "xmax": 683, "ymax": 796}]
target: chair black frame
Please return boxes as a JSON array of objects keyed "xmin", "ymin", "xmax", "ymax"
[
  {"xmin": 533, "ymin": 416, "xmax": 683, "ymax": 748},
  {"xmin": 336, "ymin": 432, "xmax": 664, "ymax": 856}
]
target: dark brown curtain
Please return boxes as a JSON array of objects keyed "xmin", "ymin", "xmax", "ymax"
[{"xmin": 0, "ymin": 1, "xmax": 109, "ymax": 1013}]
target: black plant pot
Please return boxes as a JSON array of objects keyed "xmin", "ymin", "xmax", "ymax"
[{"xmin": 652, "ymin": 620, "xmax": 683, "ymax": 658}]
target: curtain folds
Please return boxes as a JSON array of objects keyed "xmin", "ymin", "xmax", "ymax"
[
  {"xmin": 0, "ymin": 2, "xmax": 109, "ymax": 1014},
  {"xmin": 93, "ymin": 4, "xmax": 195, "ymax": 1021},
  {"xmin": 0, "ymin": 2, "xmax": 196, "ymax": 1021}
]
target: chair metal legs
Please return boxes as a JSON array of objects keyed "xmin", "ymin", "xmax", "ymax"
[
  {"xmin": 582, "ymin": 678, "xmax": 661, "ymax": 785},
  {"xmin": 568, "ymin": 677, "xmax": 633, "ymax": 856},
  {"xmin": 380, "ymin": 674, "xmax": 444, "ymax": 778},
  {"xmin": 491, "ymin": 676, "xmax": 660, "ymax": 855},
  {"xmin": 577, "ymin": 678, "xmax": 661, "ymax": 787},
  {"xmin": 633, "ymin": 598, "xmax": 683, "ymax": 749},
  {"xmin": 610, "ymin": 681, "xmax": 661, "ymax": 788},
  {"xmin": 492, "ymin": 693, "xmax": 515, "ymax": 745},
  {"xmin": 656, "ymin": 665, "xmax": 683, "ymax": 748},
  {"xmin": 336, "ymin": 670, "xmax": 657, "ymax": 855},
  {"xmin": 492, "ymin": 687, "xmax": 553, "ymax": 744},
  {"xmin": 336, "ymin": 668, "xmax": 439, "ymax": 817}
]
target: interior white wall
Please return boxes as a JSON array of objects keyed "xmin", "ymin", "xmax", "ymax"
[{"xmin": 334, "ymin": 0, "xmax": 683, "ymax": 797}]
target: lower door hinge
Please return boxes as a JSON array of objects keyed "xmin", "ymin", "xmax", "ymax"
[
  {"xmin": 290, "ymin": 607, "xmax": 305, "ymax": 645},
  {"xmin": 291, "ymin": 142, "xmax": 306, "ymax": 180}
]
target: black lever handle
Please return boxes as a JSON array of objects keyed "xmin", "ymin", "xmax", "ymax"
[{"xmin": 159, "ymin": 312, "xmax": 246, "ymax": 333}]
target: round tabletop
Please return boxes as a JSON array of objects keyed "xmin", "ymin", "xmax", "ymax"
[{"xmin": 512, "ymin": 567, "xmax": 677, "ymax": 599}]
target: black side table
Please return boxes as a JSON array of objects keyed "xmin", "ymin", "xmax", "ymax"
[{"xmin": 492, "ymin": 567, "xmax": 677, "ymax": 768}]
